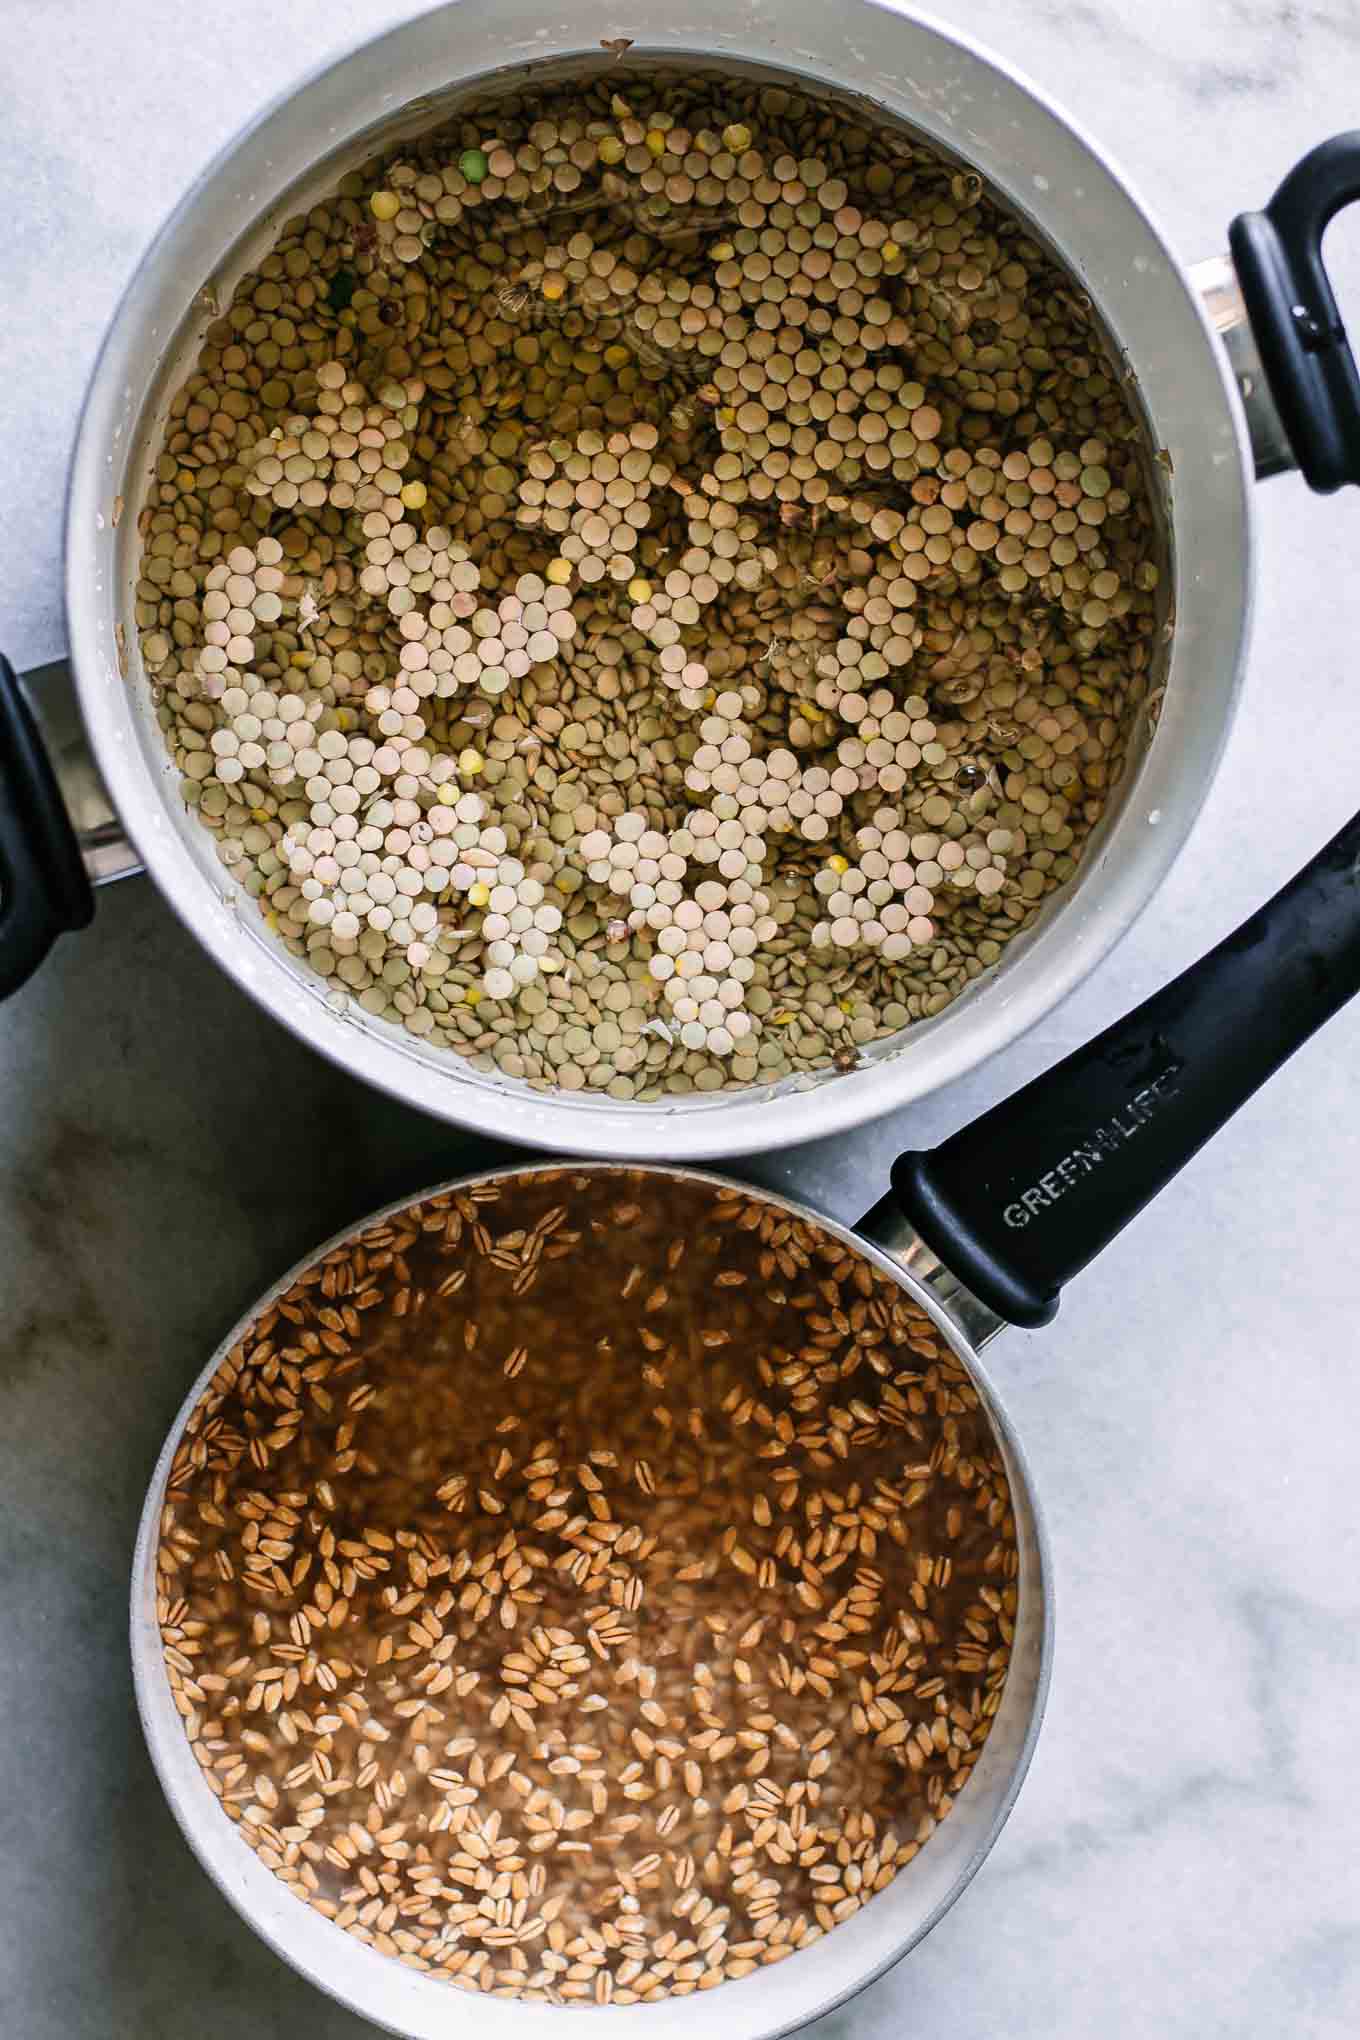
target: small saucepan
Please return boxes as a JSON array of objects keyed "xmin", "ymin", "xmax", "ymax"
[{"xmin": 131, "ymin": 796, "xmax": 1360, "ymax": 2037}]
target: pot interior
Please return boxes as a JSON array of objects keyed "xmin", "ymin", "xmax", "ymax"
[
  {"xmin": 85, "ymin": 15, "xmax": 1238, "ymax": 1153},
  {"xmin": 132, "ymin": 1159, "xmax": 1051, "ymax": 2039}
]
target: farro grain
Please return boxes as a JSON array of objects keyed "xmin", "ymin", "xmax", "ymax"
[{"xmin": 159, "ymin": 1169, "xmax": 1017, "ymax": 2003}]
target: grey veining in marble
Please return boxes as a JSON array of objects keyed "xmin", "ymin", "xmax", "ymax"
[{"xmin": 3, "ymin": 3, "xmax": 1360, "ymax": 2036}]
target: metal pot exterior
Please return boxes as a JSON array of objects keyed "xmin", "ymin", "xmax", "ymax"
[
  {"xmin": 70, "ymin": 0, "xmax": 1253, "ymax": 1159},
  {"xmin": 131, "ymin": 1161, "xmax": 1052, "ymax": 2040}
]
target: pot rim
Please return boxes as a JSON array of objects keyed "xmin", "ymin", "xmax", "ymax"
[
  {"xmin": 131, "ymin": 1156, "xmax": 1055, "ymax": 2040},
  {"xmin": 66, "ymin": 0, "xmax": 1254, "ymax": 1160}
]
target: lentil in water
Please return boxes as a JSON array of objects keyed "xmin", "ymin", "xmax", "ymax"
[{"xmin": 138, "ymin": 66, "xmax": 1162, "ymax": 1096}]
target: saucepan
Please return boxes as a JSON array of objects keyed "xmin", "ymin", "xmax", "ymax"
[
  {"xmin": 131, "ymin": 789, "xmax": 1360, "ymax": 2037},
  {"xmin": 5, "ymin": 0, "xmax": 1360, "ymax": 1162}
]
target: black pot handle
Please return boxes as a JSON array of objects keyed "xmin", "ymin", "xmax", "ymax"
[
  {"xmin": 1230, "ymin": 133, "xmax": 1360, "ymax": 492},
  {"xmin": 0, "ymin": 653, "xmax": 94, "ymax": 997},
  {"xmin": 890, "ymin": 804, "xmax": 1360, "ymax": 1328}
]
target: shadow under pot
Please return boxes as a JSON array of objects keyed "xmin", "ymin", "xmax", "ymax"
[{"xmin": 5, "ymin": 5, "xmax": 1360, "ymax": 1159}]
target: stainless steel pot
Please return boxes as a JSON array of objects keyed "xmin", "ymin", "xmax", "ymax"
[
  {"xmin": 132, "ymin": 787, "xmax": 1360, "ymax": 2035},
  {"xmin": 132, "ymin": 1162, "xmax": 1045, "ymax": 2040},
  {"xmin": 9, "ymin": 0, "xmax": 1360, "ymax": 1161}
]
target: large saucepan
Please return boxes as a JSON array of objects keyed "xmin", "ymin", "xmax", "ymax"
[
  {"xmin": 132, "ymin": 791, "xmax": 1360, "ymax": 2036},
  {"xmin": 6, "ymin": 0, "xmax": 1360, "ymax": 1161}
]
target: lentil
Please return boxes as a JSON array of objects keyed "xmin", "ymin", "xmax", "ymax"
[{"xmin": 137, "ymin": 66, "xmax": 1163, "ymax": 1098}]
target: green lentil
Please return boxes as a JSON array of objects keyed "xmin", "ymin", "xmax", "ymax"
[{"xmin": 136, "ymin": 61, "xmax": 1163, "ymax": 1103}]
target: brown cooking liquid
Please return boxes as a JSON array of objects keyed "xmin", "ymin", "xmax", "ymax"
[{"xmin": 158, "ymin": 1171, "xmax": 1018, "ymax": 2000}]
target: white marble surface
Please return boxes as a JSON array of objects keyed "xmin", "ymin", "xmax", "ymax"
[{"xmin": 3, "ymin": 2, "xmax": 1360, "ymax": 2034}]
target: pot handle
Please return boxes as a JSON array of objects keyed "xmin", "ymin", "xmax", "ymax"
[
  {"xmin": 888, "ymin": 804, "xmax": 1360, "ymax": 1328},
  {"xmin": 1229, "ymin": 133, "xmax": 1360, "ymax": 492},
  {"xmin": 0, "ymin": 653, "xmax": 95, "ymax": 996}
]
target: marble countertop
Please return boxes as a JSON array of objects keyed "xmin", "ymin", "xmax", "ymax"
[{"xmin": 4, "ymin": 2, "xmax": 1360, "ymax": 2034}]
